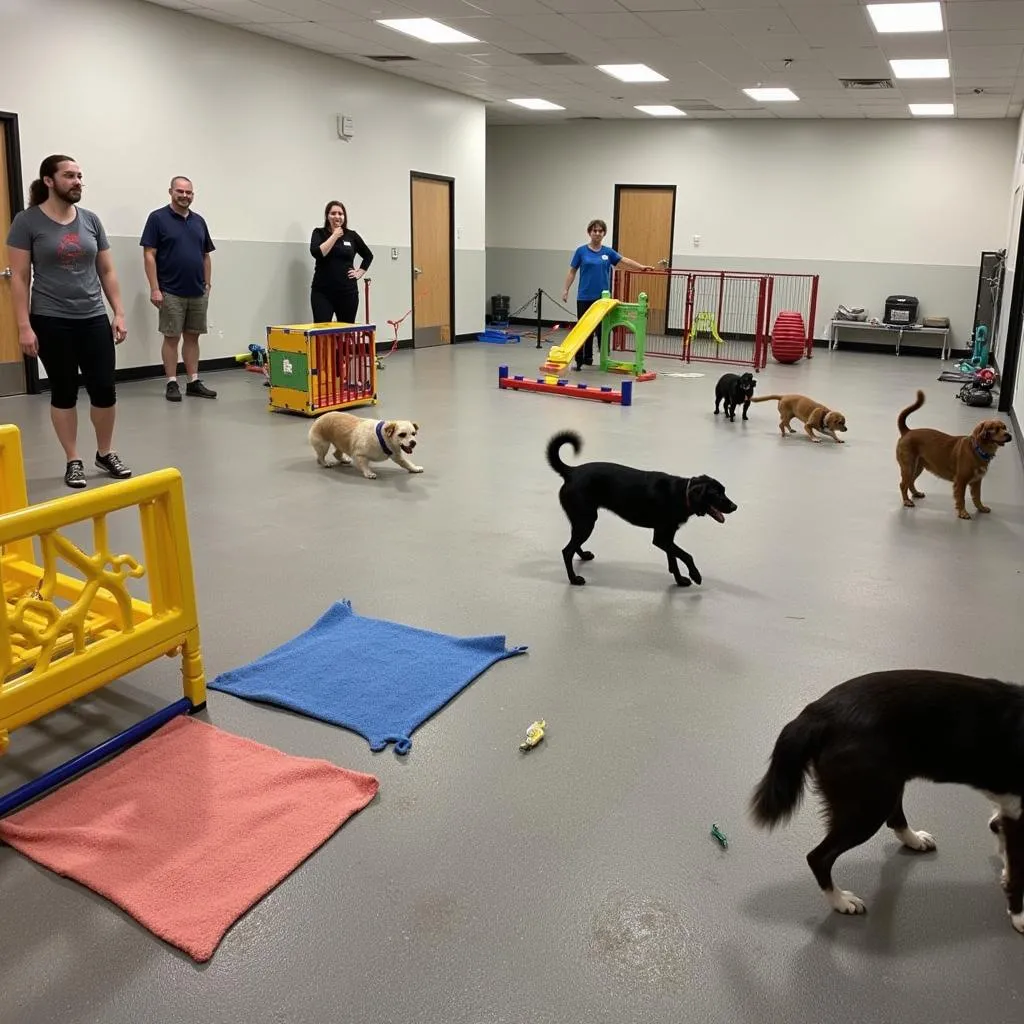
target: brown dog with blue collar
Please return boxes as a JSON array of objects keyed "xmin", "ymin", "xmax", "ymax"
[{"xmin": 896, "ymin": 389, "xmax": 1012, "ymax": 519}]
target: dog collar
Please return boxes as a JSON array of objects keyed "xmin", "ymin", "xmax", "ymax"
[
  {"xmin": 375, "ymin": 420, "xmax": 392, "ymax": 455},
  {"xmin": 817, "ymin": 408, "xmax": 831, "ymax": 428},
  {"xmin": 973, "ymin": 443, "xmax": 994, "ymax": 461}
]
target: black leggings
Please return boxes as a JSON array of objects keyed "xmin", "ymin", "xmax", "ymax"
[
  {"xmin": 311, "ymin": 288, "xmax": 359, "ymax": 325},
  {"xmin": 576, "ymin": 300, "xmax": 602, "ymax": 367},
  {"xmin": 31, "ymin": 313, "xmax": 116, "ymax": 410}
]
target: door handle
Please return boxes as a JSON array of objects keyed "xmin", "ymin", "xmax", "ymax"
[
  {"xmin": 0, "ymin": 267, "xmax": 11, "ymax": 279},
  {"xmin": 413, "ymin": 266, "xmax": 423, "ymax": 278}
]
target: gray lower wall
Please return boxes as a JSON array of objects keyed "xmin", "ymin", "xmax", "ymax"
[
  {"xmin": 37, "ymin": 238, "xmax": 486, "ymax": 377},
  {"xmin": 486, "ymin": 247, "xmax": 977, "ymax": 353}
]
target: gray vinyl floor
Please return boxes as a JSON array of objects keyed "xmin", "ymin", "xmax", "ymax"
[{"xmin": 1, "ymin": 341, "xmax": 1023, "ymax": 1024}]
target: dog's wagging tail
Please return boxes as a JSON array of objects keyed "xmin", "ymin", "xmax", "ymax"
[
  {"xmin": 750, "ymin": 715, "xmax": 823, "ymax": 829},
  {"xmin": 898, "ymin": 389, "xmax": 926, "ymax": 436},
  {"xmin": 547, "ymin": 430, "xmax": 581, "ymax": 478}
]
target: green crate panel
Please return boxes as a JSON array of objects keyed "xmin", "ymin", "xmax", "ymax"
[{"xmin": 269, "ymin": 349, "xmax": 309, "ymax": 392}]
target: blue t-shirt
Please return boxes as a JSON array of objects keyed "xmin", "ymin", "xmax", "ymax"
[
  {"xmin": 570, "ymin": 244, "xmax": 621, "ymax": 302},
  {"xmin": 139, "ymin": 206, "xmax": 215, "ymax": 298}
]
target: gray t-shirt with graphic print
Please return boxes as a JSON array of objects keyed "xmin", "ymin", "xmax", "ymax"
[{"xmin": 6, "ymin": 205, "xmax": 110, "ymax": 318}]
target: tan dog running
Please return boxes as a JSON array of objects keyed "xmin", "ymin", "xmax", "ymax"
[
  {"xmin": 896, "ymin": 389, "xmax": 1011, "ymax": 519},
  {"xmin": 751, "ymin": 393, "xmax": 848, "ymax": 443},
  {"xmin": 308, "ymin": 412, "xmax": 422, "ymax": 479}
]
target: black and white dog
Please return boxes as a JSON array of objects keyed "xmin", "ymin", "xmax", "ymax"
[
  {"xmin": 714, "ymin": 372, "xmax": 757, "ymax": 422},
  {"xmin": 751, "ymin": 669, "xmax": 1024, "ymax": 934},
  {"xmin": 546, "ymin": 430, "xmax": 737, "ymax": 586}
]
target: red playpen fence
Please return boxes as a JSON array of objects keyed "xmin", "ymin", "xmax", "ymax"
[
  {"xmin": 314, "ymin": 327, "xmax": 375, "ymax": 410},
  {"xmin": 613, "ymin": 268, "xmax": 819, "ymax": 369}
]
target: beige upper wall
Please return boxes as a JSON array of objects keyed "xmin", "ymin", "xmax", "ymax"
[{"xmin": 487, "ymin": 120, "xmax": 1017, "ymax": 268}]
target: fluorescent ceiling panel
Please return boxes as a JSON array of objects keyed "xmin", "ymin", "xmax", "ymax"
[
  {"xmin": 508, "ymin": 98, "xmax": 565, "ymax": 110},
  {"xmin": 376, "ymin": 19, "xmax": 479, "ymax": 44},
  {"xmin": 867, "ymin": 3, "xmax": 943, "ymax": 34},
  {"xmin": 595, "ymin": 64, "xmax": 668, "ymax": 83}
]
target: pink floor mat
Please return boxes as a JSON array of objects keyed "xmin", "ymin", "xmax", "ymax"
[{"xmin": 0, "ymin": 716, "xmax": 378, "ymax": 961}]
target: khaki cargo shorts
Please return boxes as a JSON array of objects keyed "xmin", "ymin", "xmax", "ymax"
[{"xmin": 158, "ymin": 292, "xmax": 209, "ymax": 337}]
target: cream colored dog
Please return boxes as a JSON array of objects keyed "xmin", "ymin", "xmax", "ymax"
[{"xmin": 308, "ymin": 412, "xmax": 422, "ymax": 479}]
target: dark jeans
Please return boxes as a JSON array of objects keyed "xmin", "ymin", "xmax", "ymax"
[
  {"xmin": 311, "ymin": 288, "xmax": 359, "ymax": 325},
  {"xmin": 575, "ymin": 299, "xmax": 601, "ymax": 368},
  {"xmin": 31, "ymin": 313, "xmax": 116, "ymax": 409}
]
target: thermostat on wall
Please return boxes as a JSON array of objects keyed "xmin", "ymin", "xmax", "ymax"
[{"xmin": 337, "ymin": 115, "xmax": 354, "ymax": 140}]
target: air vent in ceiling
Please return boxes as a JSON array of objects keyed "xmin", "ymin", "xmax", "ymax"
[
  {"xmin": 673, "ymin": 98, "xmax": 721, "ymax": 111},
  {"xmin": 840, "ymin": 78, "xmax": 894, "ymax": 90},
  {"xmin": 365, "ymin": 54, "xmax": 418, "ymax": 62},
  {"xmin": 519, "ymin": 52, "xmax": 584, "ymax": 66}
]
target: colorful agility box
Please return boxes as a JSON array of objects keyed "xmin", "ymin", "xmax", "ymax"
[
  {"xmin": 267, "ymin": 322, "xmax": 378, "ymax": 416},
  {"xmin": 0, "ymin": 424, "xmax": 205, "ymax": 777},
  {"xmin": 498, "ymin": 365, "xmax": 633, "ymax": 406}
]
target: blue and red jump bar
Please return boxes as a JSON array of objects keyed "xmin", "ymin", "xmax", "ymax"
[{"xmin": 498, "ymin": 365, "xmax": 632, "ymax": 406}]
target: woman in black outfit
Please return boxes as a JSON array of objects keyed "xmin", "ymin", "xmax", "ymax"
[{"xmin": 309, "ymin": 200, "xmax": 373, "ymax": 323}]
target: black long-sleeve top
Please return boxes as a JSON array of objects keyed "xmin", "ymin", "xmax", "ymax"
[{"xmin": 309, "ymin": 228, "xmax": 373, "ymax": 293}]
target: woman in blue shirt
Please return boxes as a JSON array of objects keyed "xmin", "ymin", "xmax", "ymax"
[{"xmin": 561, "ymin": 219, "xmax": 648, "ymax": 370}]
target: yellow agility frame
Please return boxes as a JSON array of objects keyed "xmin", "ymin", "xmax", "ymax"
[{"xmin": 0, "ymin": 425, "xmax": 205, "ymax": 755}]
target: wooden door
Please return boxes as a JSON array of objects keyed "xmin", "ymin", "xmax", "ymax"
[
  {"xmin": 614, "ymin": 186, "xmax": 675, "ymax": 335},
  {"xmin": 0, "ymin": 121, "xmax": 27, "ymax": 396},
  {"xmin": 410, "ymin": 175, "xmax": 453, "ymax": 348}
]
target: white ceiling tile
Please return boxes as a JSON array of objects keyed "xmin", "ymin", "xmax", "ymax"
[
  {"xmin": 812, "ymin": 47, "xmax": 892, "ymax": 78},
  {"xmin": 562, "ymin": 12, "xmax": 661, "ymax": 38},
  {"xmin": 951, "ymin": 46, "xmax": 1024, "ymax": 74},
  {"xmin": 947, "ymin": 2, "xmax": 1024, "ymax": 31},
  {"xmin": 397, "ymin": 0, "xmax": 495, "ymax": 16},
  {"xmin": 635, "ymin": 10, "xmax": 729, "ymax": 35},
  {"xmin": 536, "ymin": 0, "xmax": 629, "ymax": 11},
  {"xmin": 734, "ymin": 34, "xmax": 816, "ymax": 61},
  {"xmin": 877, "ymin": 35, "xmax": 952, "ymax": 59},
  {"xmin": 782, "ymin": 6, "xmax": 874, "ymax": 46},
  {"xmin": 949, "ymin": 30, "xmax": 1024, "ymax": 48},
  {"xmin": 616, "ymin": 0, "xmax": 700, "ymax": 10},
  {"xmin": 698, "ymin": 0, "xmax": 792, "ymax": 8},
  {"xmin": 261, "ymin": 0, "xmax": 379, "ymax": 18},
  {"xmin": 463, "ymin": 0, "xmax": 551, "ymax": 13},
  {"xmin": 709, "ymin": 8, "xmax": 798, "ymax": 33}
]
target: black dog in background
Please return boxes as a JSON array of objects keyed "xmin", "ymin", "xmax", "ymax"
[
  {"xmin": 714, "ymin": 372, "xmax": 757, "ymax": 421},
  {"xmin": 546, "ymin": 431, "xmax": 737, "ymax": 586}
]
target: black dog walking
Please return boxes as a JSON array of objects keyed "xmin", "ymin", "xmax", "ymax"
[
  {"xmin": 714, "ymin": 371, "xmax": 757, "ymax": 422},
  {"xmin": 546, "ymin": 431, "xmax": 737, "ymax": 586}
]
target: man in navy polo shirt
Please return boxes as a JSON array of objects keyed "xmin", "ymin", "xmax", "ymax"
[{"xmin": 141, "ymin": 176, "xmax": 217, "ymax": 401}]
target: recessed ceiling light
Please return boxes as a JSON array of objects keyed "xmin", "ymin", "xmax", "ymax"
[
  {"xmin": 743, "ymin": 87, "xmax": 799, "ymax": 101},
  {"xmin": 508, "ymin": 98, "xmax": 565, "ymax": 110},
  {"xmin": 635, "ymin": 105, "xmax": 686, "ymax": 117},
  {"xmin": 867, "ymin": 2, "xmax": 942, "ymax": 33},
  {"xmin": 376, "ymin": 18, "xmax": 479, "ymax": 44},
  {"xmin": 596, "ymin": 64, "xmax": 668, "ymax": 83},
  {"xmin": 889, "ymin": 58, "xmax": 949, "ymax": 79},
  {"xmin": 909, "ymin": 102, "xmax": 955, "ymax": 116}
]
